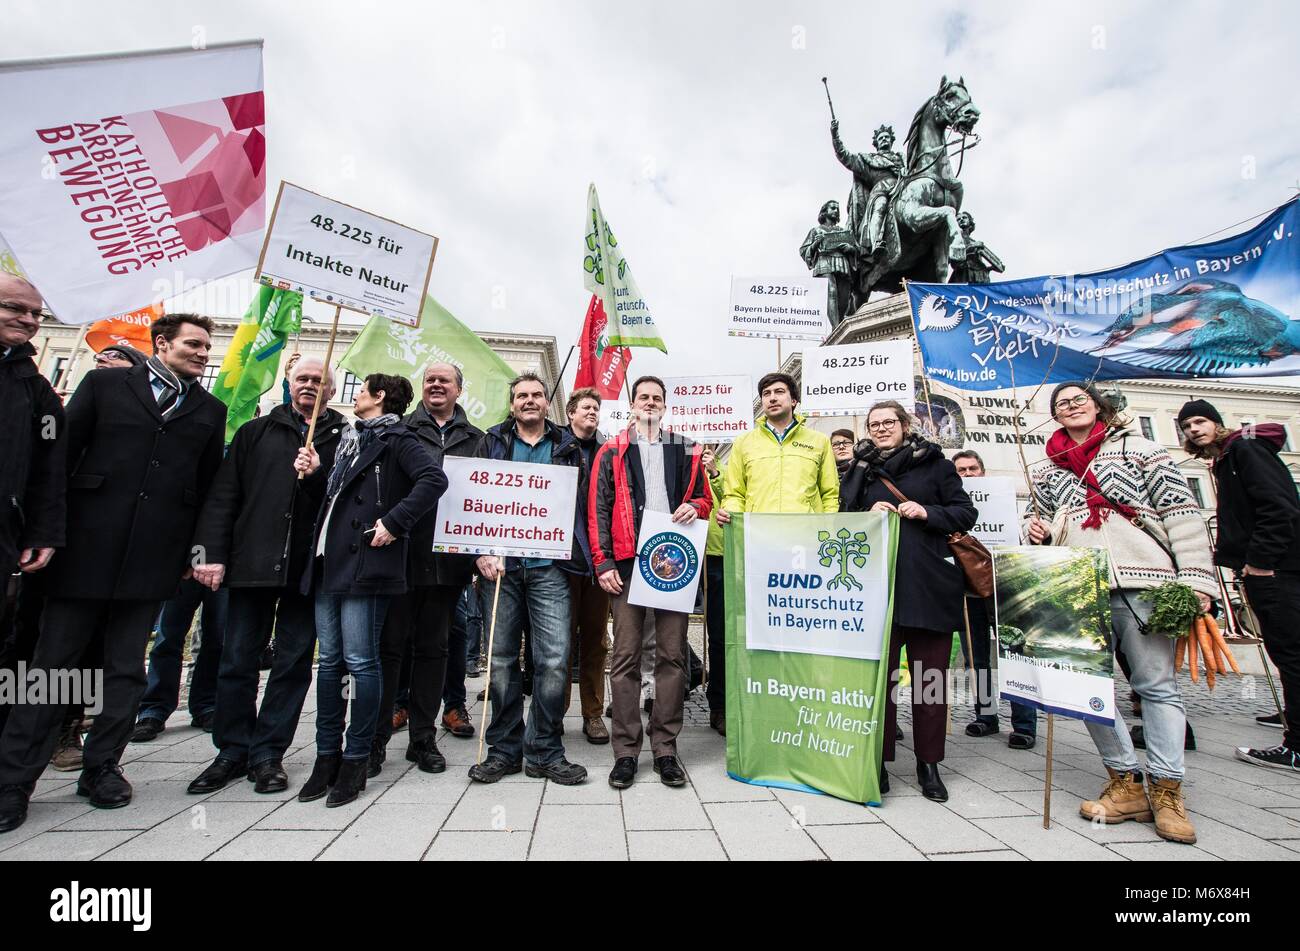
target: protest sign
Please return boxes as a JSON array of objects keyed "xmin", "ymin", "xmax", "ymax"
[
  {"xmin": 433, "ymin": 457, "xmax": 577, "ymax": 560},
  {"xmin": 256, "ymin": 182, "xmax": 437, "ymax": 326},
  {"xmin": 598, "ymin": 397, "xmax": 632, "ymax": 435},
  {"xmin": 596, "ymin": 376, "xmax": 751, "ymax": 444},
  {"xmin": 627, "ymin": 510, "xmax": 708, "ymax": 613},
  {"xmin": 728, "ymin": 275, "xmax": 829, "ymax": 340},
  {"xmin": 725, "ymin": 511, "xmax": 898, "ymax": 804},
  {"xmin": 800, "ymin": 340, "xmax": 914, "ymax": 417},
  {"xmin": 0, "ymin": 41, "xmax": 266, "ymax": 324},
  {"xmin": 963, "ymin": 476, "xmax": 1020, "ymax": 548},
  {"xmin": 994, "ymin": 546, "xmax": 1115, "ymax": 724}
]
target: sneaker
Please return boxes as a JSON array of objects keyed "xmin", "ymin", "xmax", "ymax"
[
  {"xmin": 524, "ymin": 758, "xmax": 588, "ymax": 786},
  {"xmin": 1256, "ymin": 712, "xmax": 1284, "ymax": 729},
  {"xmin": 1235, "ymin": 745, "xmax": 1300, "ymax": 772},
  {"xmin": 442, "ymin": 706, "xmax": 475, "ymax": 738},
  {"xmin": 1147, "ymin": 776, "xmax": 1197, "ymax": 844},
  {"xmin": 50, "ymin": 720, "xmax": 84, "ymax": 772},
  {"xmin": 1078, "ymin": 768, "xmax": 1153, "ymax": 824},
  {"xmin": 391, "ymin": 707, "xmax": 410, "ymax": 732},
  {"xmin": 467, "ymin": 757, "xmax": 522, "ymax": 784}
]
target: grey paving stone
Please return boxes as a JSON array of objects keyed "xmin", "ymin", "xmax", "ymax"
[
  {"xmin": 443, "ymin": 780, "xmax": 542, "ymax": 832},
  {"xmin": 0, "ymin": 829, "xmax": 138, "ymax": 861},
  {"xmin": 207, "ymin": 829, "xmax": 337, "ymax": 861},
  {"xmin": 772, "ymin": 787, "xmax": 882, "ymax": 825},
  {"xmin": 929, "ymin": 849, "xmax": 1028, "ymax": 861},
  {"xmin": 971, "ymin": 816, "xmax": 1127, "ymax": 861},
  {"xmin": 1000, "ymin": 788, "xmax": 1165, "ymax": 846},
  {"xmin": 938, "ymin": 775, "xmax": 1039, "ymax": 820},
  {"xmin": 253, "ymin": 792, "xmax": 375, "ymax": 830},
  {"xmin": 807, "ymin": 823, "xmax": 926, "ymax": 861},
  {"xmin": 375, "ymin": 768, "xmax": 472, "ymax": 805},
  {"xmin": 681, "ymin": 762, "xmax": 775, "ymax": 803},
  {"xmin": 97, "ymin": 802, "xmax": 280, "ymax": 861},
  {"xmin": 1107, "ymin": 841, "xmax": 1222, "ymax": 861},
  {"xmin": 1186, "ymin": 788, "xmax": 1300, "ymax": 839},
  {"xmin": 317, "ymin": 802, "xmax": 452, "ymax": 861},
  {"xmin": 873, "ymin": 795, "xmax": 1007, "ymax": 854},
  {"xmin": 1180, "ymin": 812, "xmax": 1300, "ymax": 861},
  {"xmin": 529, "ymin": 803, "xmax": 626, "ymax": 861},
  {"xmin": 627, "ymin": 830, "xmax": 727, "ymax": 861},
  {"xmin": 0, "ymin": 802, "xmax": 94, "ymax": 853},
  {"xmin": 424, "ymin": 830, "xmax": 531, "ymax": 861},
  {"xmin": 705, "ymin": 801, "xmax": 824, "ymax": 861},
  {"xmin": 57, "ymin": 780, "xmax": 196, "ymax": 831},
  {"xmin": 942, "ymin": 758, "xmax": 1052, "ymax": 792},
  {"xmin": 622, "ymin": 778, "xmax": 713, "ymax": 830}
]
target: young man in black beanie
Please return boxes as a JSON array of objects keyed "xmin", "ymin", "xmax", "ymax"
[{"xmin": 1179, "ymin": 399, "xmax": 1300, "ymax": 771}]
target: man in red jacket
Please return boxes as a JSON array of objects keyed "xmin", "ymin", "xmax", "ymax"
[{"xmin": 589, "ymin": 376, "xmax": 711, "ymax": 789}]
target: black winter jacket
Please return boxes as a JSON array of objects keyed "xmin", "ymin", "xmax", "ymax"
[
  {"xmin": 194, "ymin": 403, "xmax": 346, "ymax": 588},
  {"xmin": 1213, "ymin": 434, "xmax": 1300, "ymax": 572},
  {"xmin": 0, "ymin": 343, "xmax": 65, "ymax": 574},
  {"xmin": 404, "ymin": 403, "xmax": 484, "ymax": 588}
]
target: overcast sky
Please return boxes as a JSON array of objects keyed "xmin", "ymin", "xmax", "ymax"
[{"xmin": 4, "ymin": 0, "xmax": 1299, "ymax": 388}]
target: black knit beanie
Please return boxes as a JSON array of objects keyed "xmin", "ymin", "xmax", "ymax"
[{"xmin": 1176, "ymin": 399, "xmax": 1223, "ymax": 428}]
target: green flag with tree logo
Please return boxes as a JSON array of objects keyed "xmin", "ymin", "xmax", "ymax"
[
  {"xmin": 212, "ymin": 286, "xmax": 302, "ymax": 443},
  {"xmin": 584, "ymin": 183, "xmax": 667, "ymax": 352}
]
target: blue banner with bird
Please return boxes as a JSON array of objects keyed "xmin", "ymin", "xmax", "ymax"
[{"xmin": 908, "ymin": 198, "xmax": 1300, "ymax": 390}]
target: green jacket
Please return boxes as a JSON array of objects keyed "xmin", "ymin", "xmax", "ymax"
[
  {"xmin": 705, "ymin": 462, "xmax": 725, "ymax": 556},
  {"xmin": 721, "ymin": 415, "xmax": 840, "ymax": 516}
]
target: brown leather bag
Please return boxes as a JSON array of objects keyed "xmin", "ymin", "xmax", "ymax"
[{"xmin": 877, "ymin": 475, "xmax": 994, "ymax": 598}]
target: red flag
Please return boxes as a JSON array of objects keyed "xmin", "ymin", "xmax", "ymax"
[{"xmin": 573, "ymin": 294, "xmax": 631, "ymax": 400}]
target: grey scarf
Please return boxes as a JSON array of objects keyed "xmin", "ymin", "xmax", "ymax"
[{"xmin": 326, "ymin": 413, "xmax": 401, "ymax": 499}]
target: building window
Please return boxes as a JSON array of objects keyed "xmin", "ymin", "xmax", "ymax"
[
  {"xmin": 50, "ymin": 356, "xmax": 69, "ymax": 390},
  {"xmin": 340, "ymin": 371, "xmax": 363, "ymax": 405},
  {"xmin": 199, "ymin": 364, "xmax": 221, "ymax": 392},
  {"xmin": 1187, "ymin": 477, "xmax": 1205, "ymax": 509},
  {"xmin": 1139, "ymin": 416, "xmax": 1155, "ymax": 441}
]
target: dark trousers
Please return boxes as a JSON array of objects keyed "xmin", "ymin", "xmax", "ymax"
[
  {"xmin": 137, "ymin": 579, "xmax": 227, "ymax": 722},
  {"xmin": 213, "ymin": 587, "xmax": 317, "ymax": 767},
  {"xmin": 563, "ymin": 574, "xmax": 610, "ymax": 718},
  {"xmin": 609, "ymin": 588, "xmax": 686, "ymax": 759},
  {"xmin": 443, "ymin": 583, "xmax": 475, "ymax": 713},
  {"xmin": 963, "ymin": 597, "xmax": 1037, "ymax": 736},
  {"xmin": 0, "ymin": 574, "xmax": 47, "ymax": 737},
  {"xmin": 705, "ymin": 555, "xmax": 725, "ymax": 712},
  {"xmin": 375, "ymin": 584, "xmax": 458, "ymax": 748},
  {"xmin": 0, "ymin": 597, "xmax": 159, "ymax": 786},
  {"xmin": 1245, "ymin": 572, "xmax": 1300, "ymax": 750},
  {"xmin": 884, "ymin": 624, "xmax": 950, "ymax": 764}
]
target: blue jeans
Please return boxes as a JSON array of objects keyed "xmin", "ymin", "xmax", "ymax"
[
  {"xmin": 314, "ymin": 593, "xmax": 390, "ymax": 760},
  {"xmin": 1085, "ymin": 591, "xmax": 1185, "ymax": 780},
  {"xmin": 442, "ymin": 583, "xmax": 476, "ymax": 713},
  {"xmin": 214, "ymin": 587, "xmax": 317, "ymax": 767},
  {"xmin": 138, "ymin": 580, "xmax": 228, "ymax": 722},
  {"xmin": 483, "ymin": 565, "xmax": 571, "ymax": 768}
]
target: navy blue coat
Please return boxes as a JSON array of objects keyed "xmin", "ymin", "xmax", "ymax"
[{"xmin": 303, "ymin": 423, "xmax": 447, "ymax": 597}]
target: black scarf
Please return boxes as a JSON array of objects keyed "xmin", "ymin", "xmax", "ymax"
[
  {"xmin": 841, "ymin": 432, "xmax": 936, "ymax": 507},
  {"xmin": 325, "ymin": 413, "xmax": 401, "ymax": 500},
  {"xmin": 146, "ymin": 355, "xmax": 192, "ymax": 417}
]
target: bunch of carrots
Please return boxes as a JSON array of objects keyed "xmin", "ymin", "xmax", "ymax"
[{"xmin": 1174, "ymin": 612, "xmax": 1240, "ymax": 689}]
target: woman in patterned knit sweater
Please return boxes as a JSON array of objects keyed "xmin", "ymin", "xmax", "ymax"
[{"xmin": 1024, "ymin": 382, "xmax": 1218, "ymax": 845}]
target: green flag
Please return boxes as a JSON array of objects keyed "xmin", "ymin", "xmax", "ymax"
[
  {"xmin": 212, "ymin": 286, "xmax": 303, "ymax": 443},
  {"xmin": 340, "ymin": 295, "xmax": 514, "ymax": 430},
  {"xmin": 583, "ymin": 183, "xmax": 667, "ymax": 352}
]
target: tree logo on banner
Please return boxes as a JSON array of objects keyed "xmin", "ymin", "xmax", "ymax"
[
  {"xmin": 584, "ymin": 209, "xmax": 626, "ymax": 287},
  {"xmin": 817, "ymin": 528, "xmax": 871, "ymax": 591},
  {"xmin": 638, "ymin": 532, "xmax": 698, "ymax": 592}
]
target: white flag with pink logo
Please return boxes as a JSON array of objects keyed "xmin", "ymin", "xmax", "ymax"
[{"xmin": 0, "ymin": 41, "xmax": 266, "ymax": 324}]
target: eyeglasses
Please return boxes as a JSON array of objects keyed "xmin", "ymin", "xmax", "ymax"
[
  {"xmin": 867, "ymin": 419, "xmax": 899, "ymax": 432},
  {"xmin": 831, "ymin": 440, "xmax": 853, "ymax": 449},
  {"xmin": 1052, "ymin": 394, "xmax": 1092, "ymax": 413},
  {"xmin": 0, "ymin": 301, "xmax": 49, "ymax": 321}
]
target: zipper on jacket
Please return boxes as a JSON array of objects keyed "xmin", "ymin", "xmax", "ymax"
[{"xmin": 374, "ymin": 464, "xmax": 383, "ymax": 507}]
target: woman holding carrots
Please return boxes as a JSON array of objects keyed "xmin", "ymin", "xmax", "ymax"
[{"xmin": 1024, "ymin": 382, "xmax": 1219, "ymax": 845}]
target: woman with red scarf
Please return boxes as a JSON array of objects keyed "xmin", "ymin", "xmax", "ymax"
[{"xmin": 1025, "ymin": 382, "xmax": 1217, "ymax": 845}]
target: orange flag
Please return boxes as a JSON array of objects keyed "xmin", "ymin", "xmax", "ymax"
[{"xmin": 85, "ymin": 303, "xmax": 163, "ymax": 353}]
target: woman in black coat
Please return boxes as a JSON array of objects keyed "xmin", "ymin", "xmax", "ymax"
[
  {"xmin": 293, "ymin": 373, "xmax": 447, "ymax": 808},
  {"xmin": 841, "ymin": 400, "xmax": 976, "ymax": 803}
]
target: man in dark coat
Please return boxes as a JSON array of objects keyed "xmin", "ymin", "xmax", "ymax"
[
  {"xmin": 370, "ymin": 362, "xmax": 483, "ymax": 775},
  {"xmin": 0, "ymin": 313, "xmax": 226, "ymax": 833},
  {"xmin": 184, "ymin": 358, "xmax": 346, "ymax": 795},
  {"xmin": 1180, "ymin": 399, "xmax": 1300, "ymax": 771}
]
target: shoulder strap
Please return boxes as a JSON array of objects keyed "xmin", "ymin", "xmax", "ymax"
[{"xmin": 877, "ymin": 474, "xmax": 909, "ymax": 504}]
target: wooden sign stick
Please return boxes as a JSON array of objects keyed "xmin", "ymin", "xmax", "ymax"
[
  {"xmin": 299, "ymin": 304, "xmax": 341, "ymax": 478},
  {"xmin": 476, "ymin": 568, "xmax": 504, "ymax": 765}
]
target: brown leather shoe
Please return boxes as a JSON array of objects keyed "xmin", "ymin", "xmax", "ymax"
[
  {"xmin": 50, "ymin": 721, "xmax": 84, "ymax": 772},
  {"xmin": 391, "ymin": 707, "xmax": 409, "ymax": 732},
  {"xmin": 709, "ymin": 711, "xmax": 726, "ymax": 736},
  {"xmin": 442, "ymin": 706, "xmax": 475, "ymax": 738},
  {"xmin": 1147, "ymin": 777, "xmax": 1197, "ymax": 844},
  {"xmin": 583, "ymin": 717, "xmax": 610, "ymax": 744},
  {"xmin": 1079, "ymin": 767, "xmax": 1153, "ymax": 825}
]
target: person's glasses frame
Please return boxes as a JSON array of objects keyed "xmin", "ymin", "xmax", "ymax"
[{"xmin": 1052, "ymin": 393, "xmax": 1092, "ymax": 413}]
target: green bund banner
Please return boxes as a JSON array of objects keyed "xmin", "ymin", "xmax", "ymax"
[{"xmin": 724, "ymin": 512, "xmax": 899, "ymax": 805}]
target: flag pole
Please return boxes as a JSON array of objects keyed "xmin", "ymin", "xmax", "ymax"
[
  {"xmin": 477, "ymin": 568, "xmax": 504, "ymax": 765},
  {"xmin": 60, "ymin": 322, "xmax": 92, "ymax": 395},
  {"xmin": 550, "ymin": 344, "xmax": 577, "ymax": 403},
  {"xmin": 300, "ymin": 303, "xmax": 341, "ymax": 479}
]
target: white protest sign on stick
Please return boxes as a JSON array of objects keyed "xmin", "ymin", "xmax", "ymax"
[
  {"xmin": 256, "ymin": 181, "xmax": 437, "ymax": 326},
  {"xmin": 963, "ymin": 476, "xmax": 1020, "ymax": 548},
  {"xmin": 728, "ymin": 275, "xmax": 829, "ymax": 340},
  {"xmin": 433, "ymin": 457, "xmax": 577, "ymax": 559},
  {"xmin": 663, "ymin": 375, "xmax": 751, "ymax": 443},
  {"xmin": 801, "ymin": 340, "xmax": 914, "ymax": 417},
  {"xmin": 627, "ymin": 510, "xmax": 708, "ymax": 613},
  {"xmin": 599, "ymin": 397, "xmax": 632, "ymax": 436}
]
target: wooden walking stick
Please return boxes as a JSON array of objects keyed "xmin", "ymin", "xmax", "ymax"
[
  {"xmin": 476, "ymin": 566, "xmax": 504, "ymax": 766},
  {"xmin": 300, "ymin": 303, "xmax": 341, "ymax": 479}
]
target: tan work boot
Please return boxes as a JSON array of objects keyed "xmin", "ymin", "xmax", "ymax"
[
  {"xmin": 1079, "ymin": 767, "xmax": 1153, "ymax": 824},
  {"xmin": 1147, "ymin": 776, "xmax": 1197, "ymax": 844}
]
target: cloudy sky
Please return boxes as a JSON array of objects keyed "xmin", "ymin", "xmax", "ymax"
[{"xmin": 3, "ymin": 0, "xmax": 1298, "ymax": 387}]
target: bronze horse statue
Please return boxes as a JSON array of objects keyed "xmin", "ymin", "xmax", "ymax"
[{"xmin": 860, "ymin": 76, "xmax": 980, "ymax": 301}]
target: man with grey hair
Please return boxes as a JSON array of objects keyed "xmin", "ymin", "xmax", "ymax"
[
  {"xmin": 185, "ymin": 357, "xmax": 347, "ymax": 794},
  {"xmin": 369, "ymin": 361, "xmax": 484, "ymax": 776}
]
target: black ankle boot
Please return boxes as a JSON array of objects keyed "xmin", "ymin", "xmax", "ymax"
[
  {"xmin": 297, "ymin": 754, "xmax": 341, "ymax": 802},
  {"xmin": 917, "ymin": 762, "xmax": 948, "ymax": 802},
  {"xmin": 368, "ymin": 742, "xmax": 386, "ymax": 778},
  {"xmin": 879, "ymin": 765, "xmax": 890, "ymax": 795},
  {"xmin": 326, "ymin": 757, "xmax": 368, "ymax": 808}
]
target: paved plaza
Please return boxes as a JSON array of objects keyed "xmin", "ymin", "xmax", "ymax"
[{"xmin": 2, "ymin": 639, "xmax": 1296, "ymax": 862}]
